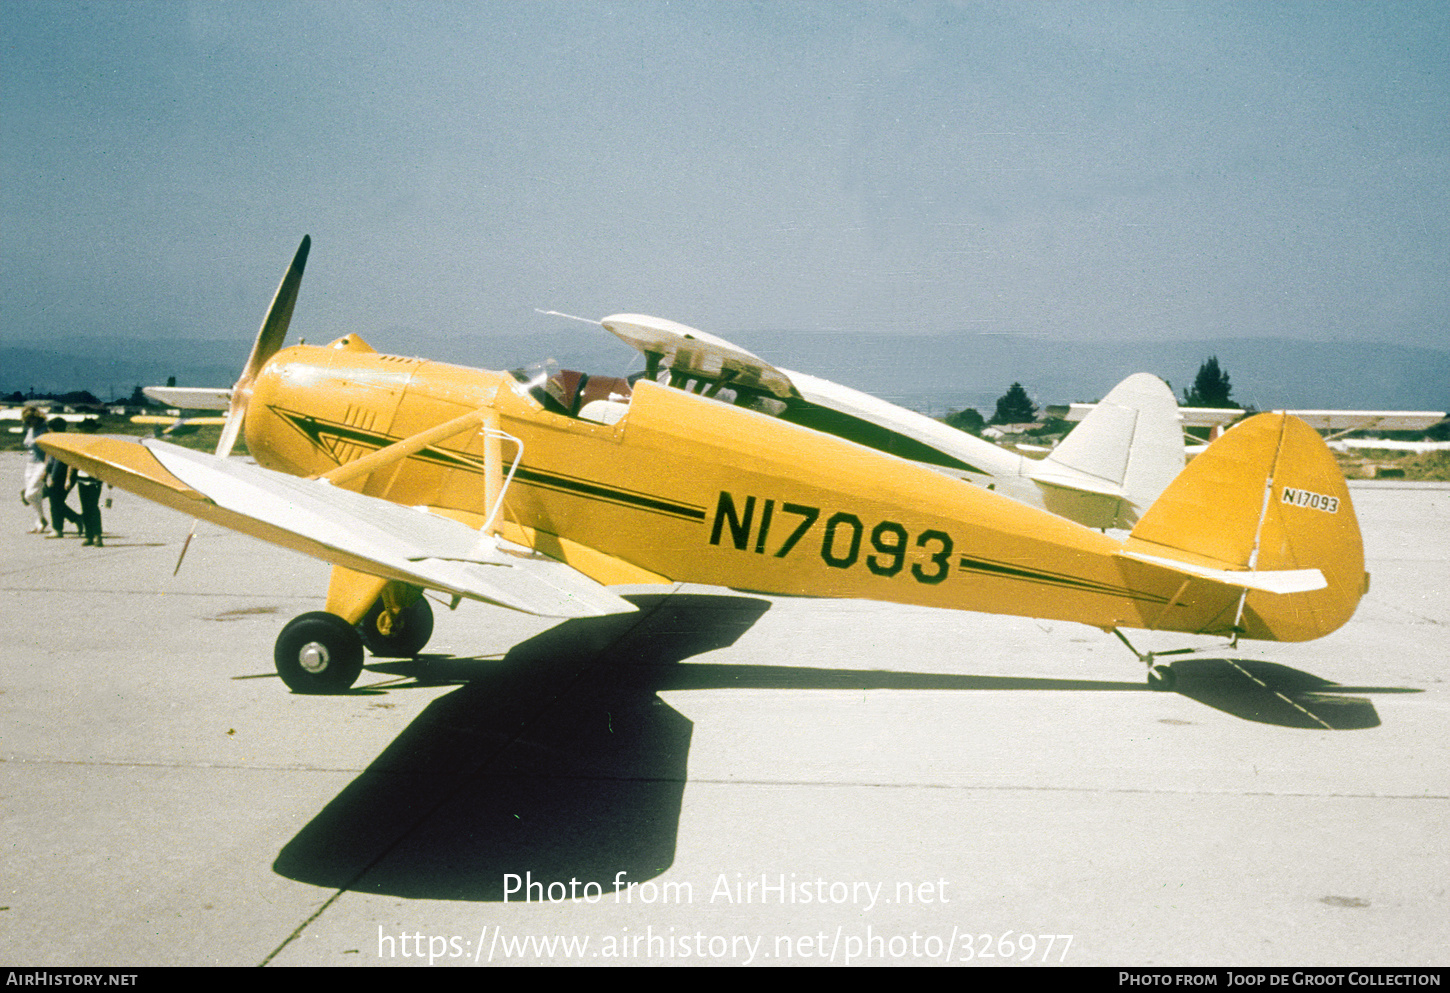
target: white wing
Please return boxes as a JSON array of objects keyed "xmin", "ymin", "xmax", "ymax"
[
  {"xmin": 40, "ymin": 434, "xmax": 636, "ymax": 619},
  {"xmin": 142, "ymin": 386, "xmax": 233, "ymax": 410}
]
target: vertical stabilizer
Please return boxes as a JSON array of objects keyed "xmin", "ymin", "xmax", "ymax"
[
  {"xmin": 1124, "ymin": 413, "xmax": 1365, "ymax": 642},
  {"xmin": 1029, "ymin": 373, "xmax": 1184, "ymax": 528}
]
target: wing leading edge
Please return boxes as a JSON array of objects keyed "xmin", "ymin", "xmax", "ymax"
[{"xmin": 36, "ymin": 434, "xmax": 636, "ymax": 619}]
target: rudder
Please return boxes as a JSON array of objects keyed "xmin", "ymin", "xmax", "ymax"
[
  {"xmin": 1125, "ymin": 412, "xmax": 1365, "ymax": 642},
  {"xmin": 1032, "ymin": 373, "xmax": 1184, "ymax": 528}
]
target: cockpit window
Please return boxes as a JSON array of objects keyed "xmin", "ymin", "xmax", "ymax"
[
  {"xmin": 510, "ymin": 360, "xmax": 560, "ymax": 408},
  {"xmin": 510, "ymin": 360, "xmax": 633, "ymax": 424},
  {"xmin": 515, "ymin": 358, "xmax": 984, "ymax": 472}
]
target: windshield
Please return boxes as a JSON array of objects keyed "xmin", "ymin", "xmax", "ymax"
[
  {"xmin": 510, "ymin": 359, "xmax": 559, "ymax": 401},
  {"xmin": 511, "ymin": 359, "xmax": 582, "ymax": 417},
  {"xmin": 510, "ymin": 360, "xmax": 633, "ymax": 424}
]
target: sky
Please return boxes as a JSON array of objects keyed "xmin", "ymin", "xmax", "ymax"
[{"xmin": 3, "ymin": 1, "xmax": 1448, "ymax": 362}]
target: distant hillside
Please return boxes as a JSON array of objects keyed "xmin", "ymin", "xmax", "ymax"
[
  {"xmin": 757, "ymin": 335, "xmax": 1450, "ymax": 414},
  {"xmin": 5, "ymin": 332, "xmax": 1446, "ymax": 415},
  {"xmin": 2, "ymin": 340, "xmax": 243, "ymax": 405}
]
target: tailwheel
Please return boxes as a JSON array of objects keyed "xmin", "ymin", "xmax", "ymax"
[
  {"xmin": 357, "ymin": 595, "xmax": 434, "ymax": 658},
  {"xmin": 1110, "ymin": 628, "xmax": 1182, "ymax": 692},
  {"xmin": 1147, "ymin": 663, "xmax": 1177, "ymax": 692},
  {"xmin": 275, "ymin": 611, "xmax": 365, "ymax": 693}
]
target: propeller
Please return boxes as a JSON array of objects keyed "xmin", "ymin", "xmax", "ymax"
[
  {"xmin": 215, "ymin": 234, "xmax": 311, "ymax": 459},
  {"xmin": 175, "ymin": 235, "xmax": 311, "ymax": 576}
]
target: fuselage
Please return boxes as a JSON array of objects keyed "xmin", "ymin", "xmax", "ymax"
[{"xmin": 242, "ymin": 340, "xmax": 1275, "ymax": 639}]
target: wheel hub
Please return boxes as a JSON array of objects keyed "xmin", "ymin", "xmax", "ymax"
[{"xmin": 299, "ymin": 641, "xmax": 331, "ymax": 673}]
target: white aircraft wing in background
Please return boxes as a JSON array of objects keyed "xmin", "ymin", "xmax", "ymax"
[
  {"xmin": 1053, "ymin": 403, "xmax": 1446, "ymax": 436},
  {"xmin": 142, "ymin": 386, "xmax": 234, "ymax": 410}
]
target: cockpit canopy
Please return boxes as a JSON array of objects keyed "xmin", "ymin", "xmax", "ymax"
[{"xmin": 511, "ymin": 360, "xmax": 633, "ymax": 425}]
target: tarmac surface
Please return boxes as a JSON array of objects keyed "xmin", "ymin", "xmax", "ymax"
[{"xmin": 1, "ymin": 451, "xmax": 1446, "ymax": 967}]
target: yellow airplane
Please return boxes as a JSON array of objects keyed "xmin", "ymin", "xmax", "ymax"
[{"xmin": 39, "ymin": 237, "xmax": 1367, "ymax": 695}]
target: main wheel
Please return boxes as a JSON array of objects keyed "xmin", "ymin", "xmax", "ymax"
[
  {"xmin": 275, "ymin": 611, "xmax": 365, "ymax": 693},
  {"xmin": 356, "ymin": 596, "xmax": 434, "ymax": 658}
]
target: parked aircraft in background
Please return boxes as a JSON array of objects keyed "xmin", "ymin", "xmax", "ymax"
[
  {"xmin": 1051, "ymin": 400, "xmax": 1446, "ymax": 442},
  {"xmin": 130, "ymin": 413, "xmax": 228, "ymax": 439},
  {"xmin": 595, "ymin": 314, "xmax": 1184, "ymax": 531},
  {"xmin": 39, "ymin": 237, "xmax": 1367, "ymax": 695}
]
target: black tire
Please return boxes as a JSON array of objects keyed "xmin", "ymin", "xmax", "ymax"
[
  {"xmin": 1147, "ymin": 663, "xmax": 1177, "ymax": 692},
  {"xmin": 356, "ymin": 596, "xmax": 435, "ymax": 658},
  {"xmin": 275, "ymin": 611, "xmax": 365, "ymax": 693}
]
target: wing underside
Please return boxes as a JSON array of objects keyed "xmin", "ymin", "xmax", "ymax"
[
  {"xmin": 141, "ymin": 386, "xmax": 234, "ymax": 410},
  {"xmin": 36, "ymin": 435, "xmax": 637, "ymax": 619}
]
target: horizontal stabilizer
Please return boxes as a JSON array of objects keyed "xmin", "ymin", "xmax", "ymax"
[
  {"xmin": 1027, "ymin": 467, "xmax": 1126, "ymax": 500},
  {"xmin": 36, "ymin": 434, "xmax": 636, "ymax": 619},
  {"xmin": 1116, "ymin": 550, "xmax": 1325, "ymax": 594}
]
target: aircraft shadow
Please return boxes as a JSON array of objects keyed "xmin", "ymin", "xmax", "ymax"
[
  {"xmin": 1165, "ymin": 658, "xmax": 1417, "ymax": 730},
  {"xmin": 272, "ymin": 594, "xmax": 1414, "ymax": 901},
  {"xmin": 273, "ymin": 593, "xmax": 769, "ymax": 902}
]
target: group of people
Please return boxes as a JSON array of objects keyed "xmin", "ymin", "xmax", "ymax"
[{"xmin": 20, "ymin": 406, "xmax": 106, "ymax": 547}]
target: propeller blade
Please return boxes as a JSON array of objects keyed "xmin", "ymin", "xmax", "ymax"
[{"xmin": 216, "ymin": 235, "xmax": 311, "ymax": 458}]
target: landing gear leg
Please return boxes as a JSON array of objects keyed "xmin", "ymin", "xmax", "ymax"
[
  {"xmin": 356, "ymin": 594, "xmax": 435, "ymax": 658},
  {"xmin": 275, "ymin": 611, "xmax": 365, "ymax": 693}
]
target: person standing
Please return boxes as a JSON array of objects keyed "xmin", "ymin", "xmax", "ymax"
[
  {"xmin": 73, "ymin": 465, "xmax": 105, "ymax": 546},
  {"xmin": 43, "ymin": 418, "xmax": 83, "ymax": 538},
  {"xmin": 20, "ymin": 406, "xmax": 49, "ymax": 533}
]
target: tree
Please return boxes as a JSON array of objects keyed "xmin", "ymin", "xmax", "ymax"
[
  {"xmin": 1182, "ymin": 356, "xmax": 1238, "ymax": 409},
  {"xmin": 944, "ymin": 407, "xmax": 985, "ymax": 435},
  {"xmin": 990, "ymin": 382, "xmax": 1038, "ymax": 425}
]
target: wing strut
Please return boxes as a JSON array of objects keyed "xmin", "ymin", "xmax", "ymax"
[
  {"xmin": 475, "ymin": 412, "xmax": 524, "ymax": 550},
  {"xmin": 311, "ymin": 406, "xmax": 524, "ymax": 547},
  {"xmin": 314, "ymin": 408, "xmax": 491, "ymax": 487}
]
